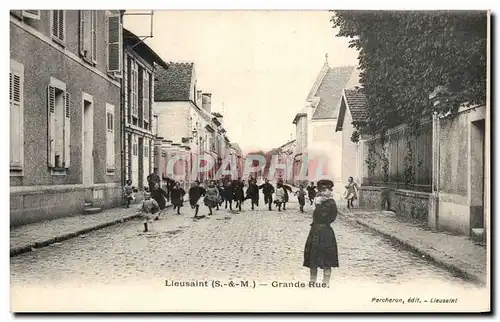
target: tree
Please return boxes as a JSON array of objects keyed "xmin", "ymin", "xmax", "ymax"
[{"xmin": 331, "ymin": 10, "xmax": 487, "ymax": 135}]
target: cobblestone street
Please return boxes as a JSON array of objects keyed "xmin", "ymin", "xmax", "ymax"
[{"xmin": 11, "ymin": 200, "xmax": 481, "ymax": 288}]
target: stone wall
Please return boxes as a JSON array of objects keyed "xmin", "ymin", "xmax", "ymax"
[
  {"xmin": 10, "ymin": 184, "xmax": 122, "ymax": 227},
  {"xmin": 360, "ymin": 186, "xmax": 430, "ymax": 223}
]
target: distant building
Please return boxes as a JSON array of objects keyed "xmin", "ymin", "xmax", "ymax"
[
  {"xmin": 267, "ymin": 139, "xmax": 296, "ymax": 184},
  {"xmin": 10, "ymin": 10, "xmax": 124, "ymax": 226},
  {"xmin": 154, "ymin": 62, "xmax": 237, "ymax": 184},
  {"xmin": 292, "ymin": 54, "xmax": 359, "ymax": 196}
]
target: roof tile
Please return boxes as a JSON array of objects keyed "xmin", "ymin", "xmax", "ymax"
[
  {"xmin": 154, "ymin": 62, "xmax": 194, "ymax": 101},
  {"xmin": 312, "ymin": 66, "xmax": 356, "ymax": 120},
  {"xmin": 344, "ymin": 88, "xmax": 369, "ymax": 123}
]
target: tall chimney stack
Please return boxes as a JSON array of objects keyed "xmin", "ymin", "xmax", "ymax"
[{"xmin": 202, "ymin": 93, "xmax": 212, "ymax": 113}]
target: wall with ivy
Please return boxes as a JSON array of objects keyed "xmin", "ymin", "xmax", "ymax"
[{"xmin": 362, "ymin": 121, "xmax": 432, "ymax": 192}]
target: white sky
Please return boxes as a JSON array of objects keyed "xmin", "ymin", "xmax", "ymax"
[{"xmin": 124, "ymin": 10, "xmax": 359, "ymax": 153}]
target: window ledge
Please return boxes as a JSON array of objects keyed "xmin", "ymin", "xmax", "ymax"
[
  {"xmin": 10, "ymin": 169, "xmax": 24, "ymax": 177},
  {"xmin": 51, "ymin": 167, "xmax": 67, "ymax": 176},
  {"xmin": 52, "ymin": 36, "xmax": 65, "ymax": 48}
]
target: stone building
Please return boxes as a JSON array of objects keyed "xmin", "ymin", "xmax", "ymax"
[
  {"xmin": 154, "ymin": 62, "xmax": 237, "ymax": 185},
  {"xmin": 292, "ymin": 54, "xmax": 359, "ymax": 196},
  {"xmin": 122, "ymin": 27, "xmax": 168, "ymax": 191},
  {"xmin": 10, "ymin": 10, "xmax": 124, "ymax": 226}
]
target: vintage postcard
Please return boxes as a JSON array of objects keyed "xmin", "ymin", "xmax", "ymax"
[{"xmin": 9, "ymin": 8, "xmax": 490, "ymax": 313}]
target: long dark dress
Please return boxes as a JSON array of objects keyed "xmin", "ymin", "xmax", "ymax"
[
  {"xmin": 170, "ymin": 187, "xmax": 185, "ymax": 207},
  {"xmin": 232, "ymin": 181, "xmax": 245, "ymax": 202},
  {"xmin": 303, "ymin": 198, "xmax": 339, "ymax": 269},
  {"xmin": 151, "ymin": 187, "xmax": 168, "ymax": 210},
  {"xmin": 283, "ymin": 184, "xmax": 292, "ymax": 203},
  {"xmin": 222, "ymin": 183, "xmax": 233, "ymax": 201}
]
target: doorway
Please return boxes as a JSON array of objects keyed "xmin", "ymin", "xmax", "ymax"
[
  {"xmin": 470, "ymin": 119, "xmax": 485, "ymax": 230},
  {"xmin": 127, "ymin": 133, "xmax": 132, "ymax": 181},
  {"xmin": 138, "ymin": 137, "xmax": 144, "ymax": 190},
  {"xmin": 82, "ymin": 97, "xmax": 94, "ymax": 187}
]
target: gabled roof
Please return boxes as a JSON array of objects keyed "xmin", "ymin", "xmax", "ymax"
[
  {"xmin": 123, "ymin": 28, "xmax": 169, "ymax": 69},
  {"xmin": 311, "ymin": 65, "xmax": 357, "ymax": 120},
  {"xmin": 155, "ymin": 62, "xmax": 194, "ymax": 101},
  {"xmin": 335, "ymin": 88, "xmax": 369, "ymax": 132}
]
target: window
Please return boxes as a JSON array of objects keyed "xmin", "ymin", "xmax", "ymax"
[
  {"xmin": 132, "ymin": 136, "xmax": 138, "ymax": 156},
  {"xmin": 126, "ymin": 56, "xmax": 132, "ymax": 122},
  {"xmin": 131, "ymin": 61, "xmax": 138, "ymax": 118},
  {"xmin": 143, "ymin": 70, "xmax": 150, "ymax": 128},
  {"xmin": 107, "ymin": 11, "xmax": 123, "ymax": 77},
  {"xmin": 47, "ymin": 78, "xmax": 70, "ymax": 171},
  {"xmin": 106, "ymin": 103, "xmax": 115, "ymax": 172},
  {"xmin": 144, "ymin": 140, "xmax": 149, "ymax": 158},
  {"xmin": 10, "ymin": 60, "xmax": 24, "ymax": 174},
  {"xmin": 51, "ymin": 10, "xmax": 65, "ymax": 44},
  {"xmin": 138, "ymin": 66, "xmax": 144, "ymax": 123},
  {"xmin": 79, "ymin": 10, "xmax": 97, "ymax": 64}
]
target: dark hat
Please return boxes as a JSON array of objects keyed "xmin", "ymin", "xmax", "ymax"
[{"xmin": 317, "ymin": 179, "xmax": 334, "ymax": 189}]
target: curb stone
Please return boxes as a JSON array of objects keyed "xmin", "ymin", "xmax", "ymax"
[
  {"xmin": 10, "ymin": 203, "xmax": 176, "ymax": 257},
  {"xmin": 339, "ymin": 210, "xmax": 486, "ymax": 286}
]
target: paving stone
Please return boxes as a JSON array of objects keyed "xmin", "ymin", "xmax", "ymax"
[{"xmin": 10, "ymin": 200, "xmax": 482, "ymax": 290}]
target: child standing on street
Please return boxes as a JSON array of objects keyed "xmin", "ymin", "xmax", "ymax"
[
  {"xmin": 294, "ymin": 185, "xmax": 307, "ymax": 213},
  {"xmin": 344, "ymin": 176, "xmax": 359, "ymax": 209},
  {"xmin": 123, "ymin": 179, "xmax": 134, "ymax": 208}
]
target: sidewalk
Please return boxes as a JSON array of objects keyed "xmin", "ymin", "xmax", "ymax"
[
  {"xmin": 10, "ymin": 200, "xmax": 176, "ymax": 257},
  {"xmin": 339, "ymin": 207, "xmax": 488, "ymax": 286}
]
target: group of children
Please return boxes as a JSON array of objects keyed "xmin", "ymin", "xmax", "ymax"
[{"xmin": 125, "ymin": 175, "xmax": 360, "ymax": 232}]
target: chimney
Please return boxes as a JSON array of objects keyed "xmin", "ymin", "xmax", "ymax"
[{"xmin": 202, "ymin": 93, "xmax": 212, "ymax": 113}]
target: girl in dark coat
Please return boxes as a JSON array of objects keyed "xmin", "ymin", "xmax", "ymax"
[
  {"xmin": 303, "ymin": 179, "xmax": 339, "ymax": 287},
  {"xmin": 170, "ymin": 182, "xmax": 186, "ymax": 215},
  {"xmin": 245, "ymin": 179, "xmax": 260, "ymax": 210},
  {"xmin": 232, "ymin": 179, "xmax": 245, "ymax": 212},
  {"xmin": 189, "ymin": 181, "xmax": 207, "ymax": 219},
  {"xmin": 150, "ymin": 183, "xmax": 168, "ymax": 220},
  {"xmin": 282, "ymin": 184, "xmax": 293, "ymax": 210},
  {"xmin": 222, "ymin": 180, "xmax": 234, "ymax": 210}
]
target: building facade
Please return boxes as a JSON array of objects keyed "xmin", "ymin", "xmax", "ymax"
[
  {"xmin": 10, "ymin": 10, "xmax": 124, "ymax": 226},
  {"xmin": 267, "ymin": 140, "xmax": 296, "ymax": 184},
  {"xmin": 358, "ymin": 85, "xmax": 488, "ymax": 239},
  {"xmin": 334, "ymin": 88, "xmax": 369, "ymax": 185},
  {"xmin": 154, "ymin": 62, "xmax": 237, "ymax": 185},
  {"xmin": 122, "ymin": 27, "xmax": 168, "ymax": 191},
  {"xmin": 292, "ymin": 54, "xmax": 359, "ymax": 197}
]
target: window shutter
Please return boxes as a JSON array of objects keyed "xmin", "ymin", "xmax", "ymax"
[
  {"xmin": 52, "ymin": 10, "xmax": 59, "ymax": 39},
  {"xmin": 143, "ymin": 70, "xmax": 149, "ymax": 124},
  {"xmin": 79, "ymin": 10, "xmax": 90, "ymax": 56},
  {"xmin": 58, "ymin": 10, "xmax": 65, "ymax": 42},
  {"xmin": 79, "ymin": 11, "xmax": 85, "ymax": 55},
  {"xmin": 47, "ymin": 86, "xmax": 56, "ymax": 168},
  {"xmin": 91, "ymin": 11, "xmax": 97, "ymax": 63},
  {"xmin": 132, "ymin": 63, "xmax": 138, "ymax": 117},
  {"xmin": 10, "ymin": 63, "xmax": 23, "ymax": 169},
  {"xmin": 22, "ymin": 10, "xmax": 41, "ymax": 20},
  {"xmin": 64, "ymin": 92, "xmax": 71, "ymax": 168},
  {"xmin": 106, "ymin": 104, "xmax": 115, "ymax": 170},
  {"xmin": 107, "ymin": 13, "xmax": 122, "ymax": 73}
]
